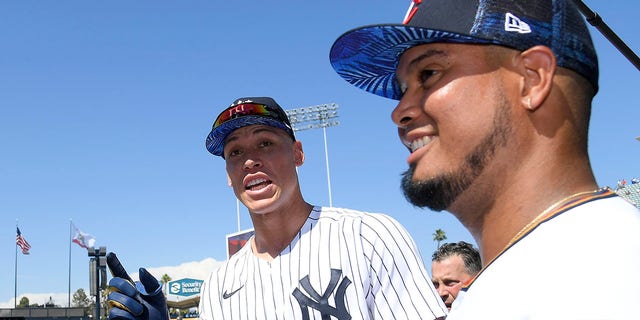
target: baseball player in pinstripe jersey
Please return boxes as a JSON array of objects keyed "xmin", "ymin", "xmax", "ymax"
[{"xmin": 200, "ymin": 96, "xmax": 447, "ymax": 319}]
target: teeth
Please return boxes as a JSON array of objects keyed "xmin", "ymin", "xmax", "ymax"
[
  {"xmin": 246, "ymin": 178, "xmax": 267, "ymax": 188},
  {"xmin": 406, "ymin": 136, "xmax": 432, "ymax": 152}
]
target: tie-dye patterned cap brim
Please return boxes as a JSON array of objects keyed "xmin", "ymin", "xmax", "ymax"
[{"xmin": 329, "ymin": 0, "xmax": 598, "ymax": 101}]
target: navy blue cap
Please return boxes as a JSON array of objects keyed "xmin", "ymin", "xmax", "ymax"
[
  {"xmin": 330, "ymin": 0, "xmax": 599, "ymax": 100},
  {"xmin": 205, "ymin": 97, "xmax": 295, "ymax": 157}
]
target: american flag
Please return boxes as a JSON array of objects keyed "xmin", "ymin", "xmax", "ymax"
[{"xmin": 16, "ymin": 227, "xmax": 31, "ymax": 255}]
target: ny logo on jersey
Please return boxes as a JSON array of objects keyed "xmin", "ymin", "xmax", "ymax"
[{"xmin": 292, "ymin": 269, "xmax": 352, "ymax": 320}]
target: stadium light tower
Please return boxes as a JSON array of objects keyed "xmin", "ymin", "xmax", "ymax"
[{"xmin": 286, "ymin": 103, "xmax": 340, "ymax": 207}]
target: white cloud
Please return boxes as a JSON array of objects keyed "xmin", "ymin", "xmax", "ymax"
[
  {"xmin": 131, "ymin": 257, "xmax": 223, "ymax": 283},
  {"xmin": 0, "ymin": 293, "xmax": 70, "ymax": 309},
  {"xmin": 0, "ymin": 258, "xmax": 224, "ymax": 309}
]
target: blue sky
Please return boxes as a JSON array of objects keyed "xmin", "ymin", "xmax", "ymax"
[{"xmin": 1, "ymin": 1, "xmax": 638, "ymax": 307}]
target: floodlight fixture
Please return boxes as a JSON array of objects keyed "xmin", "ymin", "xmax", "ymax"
[
  {"xmin": 286, "ymin": 103, "xmax": 340, "ymax": 131},
  {"xmin": 286, "ymin": 103, "xmax": 340, "ymax": 207}
]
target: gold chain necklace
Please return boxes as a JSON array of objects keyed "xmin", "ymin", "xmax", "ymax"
[
  {"xmin": 465, "ymin": 187, "xmax": 609, "ymax": 288},
  {"xmin": 505, "ymin": 187, "xmax": 605, "ymax": 248}
]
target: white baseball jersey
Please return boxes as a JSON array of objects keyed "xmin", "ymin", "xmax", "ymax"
[
  {"xmin": 447, "ymin": 190, "xmax": 640, "ymax": 319},
  {"xmin": 199, "ymin": 206, "xmax": 447, "ymax": 319}
]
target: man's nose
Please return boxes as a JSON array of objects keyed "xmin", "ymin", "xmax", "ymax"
[
  {"xmin": 436, "ymin": 285, "xmax": 448, "ymax": 298},
  {"xmin": 243, "ymin": 156, "xmax": 262, "ymax": 171}
]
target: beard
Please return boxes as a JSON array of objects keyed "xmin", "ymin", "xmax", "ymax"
[{"xmin": 401, "ymin": 99, "xmax": 512, "ymax": 211}]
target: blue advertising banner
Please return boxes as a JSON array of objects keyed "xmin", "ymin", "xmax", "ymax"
[{"xmin": 168, "ymin": 278, "xmax": 204, "ymax": 297}]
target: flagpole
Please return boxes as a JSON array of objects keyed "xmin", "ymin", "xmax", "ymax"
[
  {"xmin": 14, "ymin": 221, "xmax": 18, "ymax": 308},
  {"xmin": 236, "ymin": 199, "xmax": 241, "ymax": 232},
  {"xmin": 68, "ymin": 219, "xmax": 72, "ymax": 307}
]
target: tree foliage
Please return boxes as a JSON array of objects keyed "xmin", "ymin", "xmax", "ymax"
[
  {"xmin": 72, "ymin": 288, "xmax": 92, "ymax": 308},
  {"xmin": 161, "ymin": 274, "xmax": 172, "ymax": 284},
  {"xmin": 433, "ymin": 228, "xmax": 447, "ymax": 248},
  {"xmin": 17, "ymin": 296, "xmax": 29, "ymax": 308},
  {"xmin": 72, "ymin": 288, "xmax": 94, "ymax": 316},
  {"xmin": 161, "ymin": 274, "xmax": 172, "ymax": 296}
]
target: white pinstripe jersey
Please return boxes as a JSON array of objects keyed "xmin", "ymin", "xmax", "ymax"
[{"xmin": 199, "ymin": 206, "xmax": 447, "ymax": 319}]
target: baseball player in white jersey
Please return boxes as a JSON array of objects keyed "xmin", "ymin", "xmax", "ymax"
[
  {"xmin": 329, "ymin": 0, "xmax": 640, "ymax": 318},
  {"xmin": 103, "ymin": 96, "xmax": 446, "ymax": 320},
  {"xmin": 200, "ymin": 206, "xmax": 445, "ymax": 319},
  {"xmin": 200, "ymin": 96, "xmax": 447, "ymax": 320}
]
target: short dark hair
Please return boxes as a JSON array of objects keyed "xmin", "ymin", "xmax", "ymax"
[{"xmin": 432, "ymin": 241, "xmax": 482, "ymax": 275}]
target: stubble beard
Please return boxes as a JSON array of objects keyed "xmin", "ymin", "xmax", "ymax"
[{"xmin": 401, "ymin": 98, "xmax": 512, "ymax": 211}]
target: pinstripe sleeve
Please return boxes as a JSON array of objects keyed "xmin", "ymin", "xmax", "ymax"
[
  {"xmin": 199, "ymin": 266, "xmax": 222, "ymax": 320},
  {"xmin": 199, "ymin": 270, "xmax": 213, "ymax": 320},
  {"xmin": 360, "ymin": 213, "xmax": 448, "ymax": 319}
]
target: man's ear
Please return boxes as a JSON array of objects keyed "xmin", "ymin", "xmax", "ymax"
[
  {"xmin": 294, "ymin": 141, "xmax": 305, "ymax": 167},
  {"xmin": 519, "ymin": 45, "xmax": 556, "ymax": 111},
  {"xmin": 227, "ymin": 174, "xmax": 233, "ymax": 187}
]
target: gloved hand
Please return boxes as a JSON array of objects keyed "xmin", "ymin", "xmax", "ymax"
[{"xmin": 106, "ymin": 252, "xmax": 169, "ymax": 320}]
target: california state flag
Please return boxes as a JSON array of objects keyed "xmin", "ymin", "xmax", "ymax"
[{"xmin": 72, "ymin": 222, "xmax": 96, "ymax": 249}]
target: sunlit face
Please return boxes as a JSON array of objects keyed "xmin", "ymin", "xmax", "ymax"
[
  {"xmin": 224, "ymin": 125, "xmax": 303, "ymax": 215},
  {"xmin": 392, "ymin": 43, "xmax": 516, "ymax": 212},
  {"xmin": 431, "ymin": 255, "xmax": 475, "ymax": 310}
]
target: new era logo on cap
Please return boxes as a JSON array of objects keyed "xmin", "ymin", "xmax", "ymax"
[{"xmin": 504, "ymin": 13, "xmax": 531, "ymax": 34}]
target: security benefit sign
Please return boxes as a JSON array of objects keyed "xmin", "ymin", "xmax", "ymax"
[{"xmin": 168, "ymin": 278, "xmax": 204, "ymax": 297}]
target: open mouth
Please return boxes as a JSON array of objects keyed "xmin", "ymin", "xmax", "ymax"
[{"xmin": 245, "ymin": 178, "xmax": 271, "ymax": 191}]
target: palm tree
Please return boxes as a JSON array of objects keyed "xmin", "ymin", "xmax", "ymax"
[
  {"xmin": 161, "ymin": 274, "xmax": 172, "ymax": 297},
  {"xmin": 433, "ymin": 229, "xmax": 447, "ymax": 248}
]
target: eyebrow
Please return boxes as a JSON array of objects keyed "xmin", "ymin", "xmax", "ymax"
[{"xmin": 406, "ymin": 49, "xmax": 448, "ymax": 70}]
